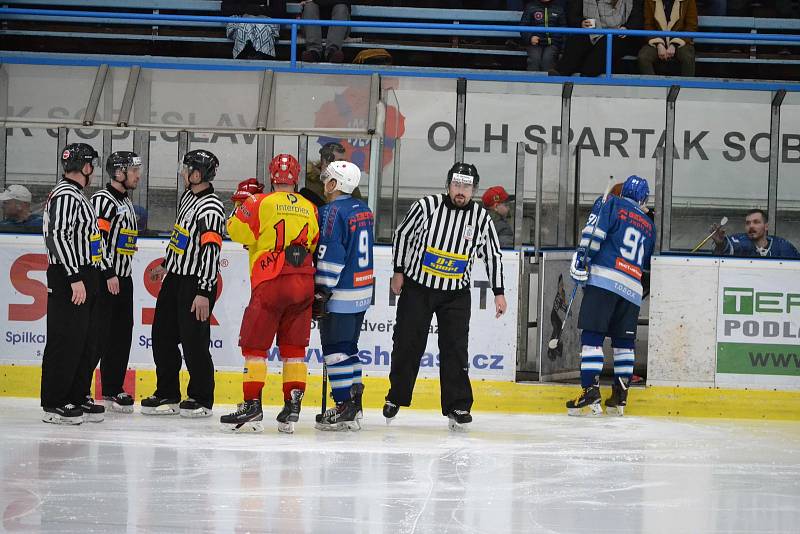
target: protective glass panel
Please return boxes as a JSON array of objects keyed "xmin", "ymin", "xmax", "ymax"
[
  {"xmin": 670, "ymin": 89, "xmax": 771, "ymax": 252},
  {"xmin": 3, "ymin": 64, "xmax": 98, "ymax": 123},
  {"xmin": 268, "ymin": 72, "xmax": 371, "ymax": 131},
  {"xmin": 147, "ymin": 132, "xmax": 180, "ymax": 235},
  {"xmin": 777, "ymin": 92, "xmax": 800, "ymax": 255},
  {"xmin": 302, "ymin": 135, "xmax": 372, "ymax": 207},
  {"xmin": 375, "ymin": 87, "xmax": 402, "ymax": 243}
]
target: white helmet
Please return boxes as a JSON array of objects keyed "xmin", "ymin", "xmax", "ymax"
[{"xmin": 322, "ymin": 160, "xmax": 361, "ymax": 194}]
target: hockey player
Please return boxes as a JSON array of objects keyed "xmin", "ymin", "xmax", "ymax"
[
  {"xmin": 312, "ymin": 161, "xmax": 374, "ymax": 432},
  {"xmin": 567, "ymin": 175, "xmax": 655, "ymax": 416},
  {"xmin": 221, "ymin": 154, "xmax": 319, "ymax": 434},
  {"xmin": 385, "ymin": 163, "xmax": 506, "ymax": 431},
  {"xmin": 141, "ymin": 150, "xmax": 225, "ymax": 418},
  {"xmin": 711, "ymin": 209, "xmax": 799, "ymax": 259},
  {"xmin": 90, "ymin": 151, "xmax": 141, "ymax": 413}
]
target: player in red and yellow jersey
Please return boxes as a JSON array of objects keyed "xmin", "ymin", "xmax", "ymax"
[{"xmin": 221, "ymin": 154, "xmax": 320, "ymax": 434}]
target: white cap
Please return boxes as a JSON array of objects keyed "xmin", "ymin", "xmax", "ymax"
[
  {"xmin": 0, "ymin": 185, "xmax": 32, "ymax": 203},
  {"xmin": 322, "ymin": 161, "xmax": 361, "ymax": 194}
]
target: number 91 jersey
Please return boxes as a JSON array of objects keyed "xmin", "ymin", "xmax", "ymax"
[
  {"xmin": 583, "ymin": 195, "xmax": 655, "ymax": 306},
  {"xmin": 315, "ymin": 195, "xmax": 375, "ymax": 314}
]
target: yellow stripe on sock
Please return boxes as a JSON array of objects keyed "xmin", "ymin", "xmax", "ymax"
[
  {"xmin": 243, "ymin": 357, "xmax": 267, "ymax": 382},
  {"xmin": 282, "ymin": 360, "xmax": 307, "ymax": 384}
]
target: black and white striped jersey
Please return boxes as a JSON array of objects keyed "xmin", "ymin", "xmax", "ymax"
[
  {"xmin": 91, "ymin": 184, "xmax": 138, "ymax": 278},
  {"xmin": 43, "ymin": 177, "xmax": 107, "ymax": 282},
  {"xmin": 163, "ymin": 185, "xmax": 225, "ymax": 298},
  {"xmin": 393, "ymin": 194, "xmax": 504, "ymax": 293}
]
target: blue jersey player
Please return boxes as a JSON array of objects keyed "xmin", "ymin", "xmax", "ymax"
[
  {"xmin": 567, "ymin": 175, "xmax": 655, "ymax": 416},
  {"xmin": 313, "ymin": 161, "xmax": 375, "ymax": 431}
]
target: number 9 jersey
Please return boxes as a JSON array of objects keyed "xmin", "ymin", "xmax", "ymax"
[
  {"xmin": 581, "ymin": 195, "xmax": 655, "ymax": 306},
  {"xmin": 227, "ymin": 191, "xmax": 320, "ymax": 287},
  {"xmin": 315, "ymin": 195, "xmax": 375, "ymax": 314}
]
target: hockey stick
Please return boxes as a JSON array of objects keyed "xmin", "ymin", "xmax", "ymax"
[
  {"xmin": 691, "ymin": 216, "xmax": 728, "ymax": 253},
  {"xmin": 548, "ymin": 176, "xmax": 616, "ymax": 350},
  {"xmin": 321, "ymin": 361, "xmax": 328, "ymax": 415}
]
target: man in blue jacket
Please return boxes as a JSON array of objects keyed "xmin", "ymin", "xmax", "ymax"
[
  {"xmin": 711, "ymin": 209, "xmax": 799, "ymax": 259},
  {"xmin": 520, "ymin": 0, "xmax": 567, "ymax": 71}
]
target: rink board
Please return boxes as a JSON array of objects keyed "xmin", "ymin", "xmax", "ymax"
[{"xmin": 3, "ymin": 364, "xmax": 800, "ymax": 421}]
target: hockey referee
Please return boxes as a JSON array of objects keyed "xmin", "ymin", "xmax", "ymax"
[
  {"xmin": 41, "ymin": 143, "xmax": 107, "ymax": 424},
  {"xmin": 141, "ymin": 149, "xmax": 225, "ymax": 418},
  {"xmin": 383, "ymin": 162, "xmax": 507, "ymax": 431}
]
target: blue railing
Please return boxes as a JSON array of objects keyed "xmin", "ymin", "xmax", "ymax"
[{"xmin": 2, "ymin": 7, "xmax": 800, "ymax": 82}]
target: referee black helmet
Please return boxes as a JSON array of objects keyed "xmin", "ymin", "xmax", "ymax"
[
  {"xmin": 446, "ymin": 162, "xmax": 479, "ymax": 189},
  {"xmin": 61, "ymin": 143, "xmax": 99, "ymax": 174},
  {"xmin": 183, "ymin": 149, "xmax": 219, "ymax": 182}
]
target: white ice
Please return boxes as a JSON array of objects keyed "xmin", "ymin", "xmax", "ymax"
[{"xmin": 1, "ymin": 397, "xmax": 799, "ymax": 534}]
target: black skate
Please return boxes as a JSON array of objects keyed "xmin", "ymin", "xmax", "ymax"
[
  {"xmin": 383, "ymin": 400, "xmax": 399, "ymax": 424},
  {"xmin": 140, "ymin": 395, "xmax": 180, "ymax": 415},
  {"xmin": 352, "ymin": 383, "xmax": 364, "ymax": 428},
  {"xmin": 605, "ymin": 376, "xmax": 630, "ymax": 416},
  {"xmin": 179, "ymin": 398, "xmax": 213, "ymax": 418},
  {"xmin": 315, "ymin": 400, "xmax": 360, "ymax": 432},
  {"xmin": 566, "ymin": 385, "xmax": 602, "ymax": 416},
  {"xmin": 315, "ymin": 391, "xmax": 335, "ymax": 424},
  {"xmin": 220, "ymin": 399, "xmax": 263, "ymax": 432},
  {"xmin": 276, "ymin": 389, "xmax": 303, "ymax": 434},
  {"xmin": 42, "ymin": 404, "xmax": 83, "ymax": 425},
  {"xmin": 80, "ymin": 396, "xmax": 105, "ymax": 423},
  {"xmin": 103, "ymin": 392, "xmax": 134, "ymax": 414},
  {"xmin": 447, "ymin": 409, "xmax": 472, "ymax": 432}
]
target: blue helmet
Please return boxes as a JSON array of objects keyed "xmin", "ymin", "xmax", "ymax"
[{"xmin": 621, "ymin": 175, "xmax": 649, "ymax": 204}]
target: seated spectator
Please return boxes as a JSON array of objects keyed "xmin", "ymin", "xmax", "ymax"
[
  {"xmin": 301, "ymin": 1, "xmax": 351, "ymax": 63},
  {"xmin": 222, "ymin": 1, "xmax": 280, "ymax": 60},
  {"xmin": 482, "ymin": 185, "xmax": 515, "ymax": 248},
  {"xmin": 300, "ymin": 142, "xmax": 363, "ymax": 206},
  {"xmin": 637, "ymin": 0, "xmax": 697, "ymax": 77},
  {"xmin": 521, "ymin": 0, "xmax": 567, "ymax": 72},
  {"xmin": 0, "ymin": 184, "xmax": 43, "ymax": 231},
  {"xmin": 550, "ymin": 0, "xmax": 643, "ymax": 77},
  {"xmin": 711, "ymin": 209, "xmax": 800, "ymax": 259}
]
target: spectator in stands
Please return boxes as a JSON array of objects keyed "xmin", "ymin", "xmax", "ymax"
[
  {"xmin": 301, "ymin": 1, "xmax": 351, "ymax": 63},
  {"xmin": 482, "ymin": 186, "xmax": 515, "ymax": 247},
  {"xmin": 300, "ymin": 142, "xmax": 363, "ymax": 206},
  {"xmin": 0, "ymin": 184, "xmax": 42, "ymax": 231},
  {"xmin": 520, "ymin": 0, "xmax": 567, "ymax": 71},
  {"xmin": 711, "ymin": 209, "xmax": 800, "ymax": 258},
  {"xmin": 550, "ymin": 0, "xmax": 643, "ymax": 77},
  {"xmin": 637, "ymin": 0, "xmax": 697, "ymax": 76},
  {"xmin": 222, "ymin": 1, "xmax": 280, "ymax": 59}
]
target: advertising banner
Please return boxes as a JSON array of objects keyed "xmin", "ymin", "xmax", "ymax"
[
  {"xmin": 0, "ymin": 236, "xmax": 518, "ymax": 381},
  {"xmin": 716, "ymin": 261, "xmax": 800, "ymax": 388}
]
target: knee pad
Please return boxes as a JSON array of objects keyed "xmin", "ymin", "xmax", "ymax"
[{"xmin": 581, "ymin": 330, "xmax": 605, "ymax": 347}]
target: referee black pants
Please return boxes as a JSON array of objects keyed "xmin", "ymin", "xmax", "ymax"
[
  {"xmin": 152, "ymin": 273, "xmax": 216, "ymax": 408},
  {"xmin": 387, "ymin": 279, "xmax": 473, "ymax": 416},
  {"xmin": 41, "ymin": 265, "xmax": 100, "ymax": 409},
  {"xmin": 90, "ymin": 275, "xmax": 134, "ymax": 397}
]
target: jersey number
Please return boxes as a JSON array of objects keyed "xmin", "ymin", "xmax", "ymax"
[
  {"xmin": 620, "ymin": 227, "xmax": 645, "ymax": 266},
  {"xmin": 357, "ymin": 230, "xmax": 370, "ymax": 268},
  {"xmin": 273, "ymin": 220, "xmax": 309, "ymax": 252}
]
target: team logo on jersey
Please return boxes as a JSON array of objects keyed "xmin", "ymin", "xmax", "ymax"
[
  {"xmin": 464, "ymin": 225, "xmax": 475, "ymax": 241},
  {"xmin": 534, "ymin": 11, "xmax": 544, "ymax": 21}
]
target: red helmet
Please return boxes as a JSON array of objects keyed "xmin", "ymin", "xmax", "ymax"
[{"xmin": 269, "ymin": 154, "xmax": 301, "ymax": 186}]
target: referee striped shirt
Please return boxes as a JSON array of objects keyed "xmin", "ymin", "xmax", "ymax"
[
  {"xmin": 164, "ymin": 185, "xmax": 225, "ymax": 298},
  {"xmin": 43, "ymin": 177, "xmax": 107, "ymax": 282},
  {"xmin": 91, "ymin": 184, "xmax": 138, "ymax": 278},
  {"xmin": 393, "ymin": 194, "xmax": 504, "ymax": 293}
]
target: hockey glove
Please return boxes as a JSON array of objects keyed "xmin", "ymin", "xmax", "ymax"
[
  {"xmin": 312, "ymin": 286, "xmax": 332, "ymax": 319},
  {"xmin": 570, "ymin": 250, "xmax": 589, "ymax": 285},
  {"xmin": 231, "ymin": 178, "xmax": 264, "ymax": 204}
]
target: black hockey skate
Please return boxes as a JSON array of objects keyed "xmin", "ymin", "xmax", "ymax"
[
  {"xmin": 383, "ymin": 400, "xmax": 399, "ymax": 424},
  {"xmin": 220, "ymin": 399, "xmax": 263, "ymax": 432},
  {"xmin": 276, "ymin": 389, "xmax": 303, "ymax": 434},
  {"xmin": 80, "ymin": 396, "xmax": 105, "ymax": 423},
  {"xmin": 605, "ymin": 376, "xmax": 630, "ymax": 416},
  {"xmin": 315, "ymin": 399, "xmax": 360, "ymax": 432},
  {"xmin": 352, "ymin": 383, "xmax": 365, "ymax": 427},
  {"xmin": 42, "ymin": 404, "xmax": 83, "ymax": 425},
  {"xmin": 447, "ymin": 410, "xmax": 472, "ymax": 432},
  {"xmin": 179, "ymin": 398, "xmax": 212, "ymax": 418},
  {"xmin": 566, "ymin": 385, "xmax": 602, "ymax": 416},
  {"xmin": 140, "ymin": 395, "xmax": 180, "ymax": 415},
  {"xmin": 103, "ymin": 392, "xmax": 134, "ymax": 414}
]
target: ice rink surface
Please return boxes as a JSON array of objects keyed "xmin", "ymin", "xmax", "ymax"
[{"xmin": 1, "ymin": 398, "xmax": 799, "ymax": 534}]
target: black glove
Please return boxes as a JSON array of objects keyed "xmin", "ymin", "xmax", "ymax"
[{"xmin": 312, "ymin": 285, "xmax": 332, "ymax": 319}]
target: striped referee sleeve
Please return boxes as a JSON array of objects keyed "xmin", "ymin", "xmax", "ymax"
[
  {"xmin": 92, "ymin": 193, "xmax": 117, "ymax": 279},
  {"xmin": 480, "ymin": 214, "xmax": 505, "ymax": 294},
  {"xmin": 46, "ymin": 193, "xmax": 81, "ymax": 280},
  {"xmin": 197, "ymin": 207, "xmax": 225, "ymax": 298},
  {"xmin": 392, "ymin": 199, "xmax": 425, "ymax": 274}
]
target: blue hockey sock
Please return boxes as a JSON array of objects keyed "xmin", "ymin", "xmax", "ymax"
[
  {"xmin": 325, "ymin": 353, "xmax": 354, "ymax": 403},
  {"xmin": 351, "ymin": 356, "xmax": 363, "ymax": 385},
  {"xmin": 612, "ymin": 347, "xmax": 635, "ymax": 381},
  {"xmin": 580, "ymin": 345, "xmax": 604, "ymax": 388}
]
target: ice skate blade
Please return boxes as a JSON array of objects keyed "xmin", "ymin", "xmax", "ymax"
[
  {"xmin": 384, "ymin": 416, "xmax": 395, "ymax": 425},
  {"xmin": 605, "ymin": 405, "xmax": 625, "ymax": 416},
  {"xmin": 567, "ymin": 404, "xmax": 603, "ymax": 417},
  {"xmin": 141, "ymin": 405, "xmax": 179, "ymax": 415},
  {"xmin": 109, "ymin": 403, "xmax": 134, "ymax": 414},
  {"xmin": 42, "ymin": 413, "xmax": 83, "ymax": 425},
  {"xmin": 221, "ymin": 421, "xmax": 264, "ymax": 433},
  {"xmin": 315, "ymin": 420, "xmax": 360, "ymax": 432},
  {"xmin": 83, "ymin": 412, "xmax": 105, "ymax": 423},
  {"xmin": 277, "ymin": 421, "xmax": 295, "ymax": 434},
  {"xmin": 180, "ymin": 408, "xmax": 212, "ymax": 418},
  {"xmin": 448, "ymin": 419, "xmax": 470, "ymax": 432}
]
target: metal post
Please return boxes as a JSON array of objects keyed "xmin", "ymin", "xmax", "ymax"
[
  {"xmin": 133, "ymin": 129, "xmax": 150, "ymax": 221},
  {"xmin": 535, "ymin": 142, "xmax": 544, "ymax": 263},
  {"xmin": 367, "ymin": 73, "xmax": 380, "ymax": 135},
  {"xmin": 605, "ymin": 34, "xmax": 614, "ymax": 78},
  {"xmin": 454, "ymin": 77, "xmax": 467, "ymax": 164},
  {"xmin": 391, "ymin": 139, "xmax": 402, "ymax": 234},
  {"xmin": 297, "ymin": 134, "xmax": 308, "ymax": 190},
  {"xmin": 82, "ymin": 64, "xmax": 108, "ymax": 127},
  {"xmin": 768, "ymin": 89, "xmax": 785, "ymax": 234},
  {"xmin": 572, "ymin": 147, "xmax": 582, "ymax": 247},
  {"xmin": 0, "ymin": 64, "xmax": 7, "ymax": 189},
  {"xmin": 256, "ymin": 133, "xmax": 274, "ymax": 184},
  {"xmin": 653, "ymin": 146, "xmax": 664, "ymax": 254},
  {"xmin": 117, "ymin": 66, "xmax": 141, "ymax": 128},
  {"xmin": 101, "ymin": 68, "xmax": 113, "ymax": 184},
  {"xmin": 291, "ymin": 24, "xmax": 298, "ymax": 67},
  {"xmin": 256, "ymin": 69, "xmax": 274, "ymax": 131},
  {"xmin": 367, "ymin": 98, "xmax": 386, "ymax": 215},
  {"xmin": 177, "ymin": 130, "xmax": 189, "ymax": 209},
  {"xmin": 557, "ymin": 82, "xmax": 573, "ymax": 247},
  {"xmin": 661, "ymin": 85, "xmax": 680, "ymax": 252},
  {"xmin": 514, "ymin": 142, "xmax": 525, "ymax": 249},
  {"xmin": 57, "ymin": 127, "xmax": 68, "ymax": 181}
]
